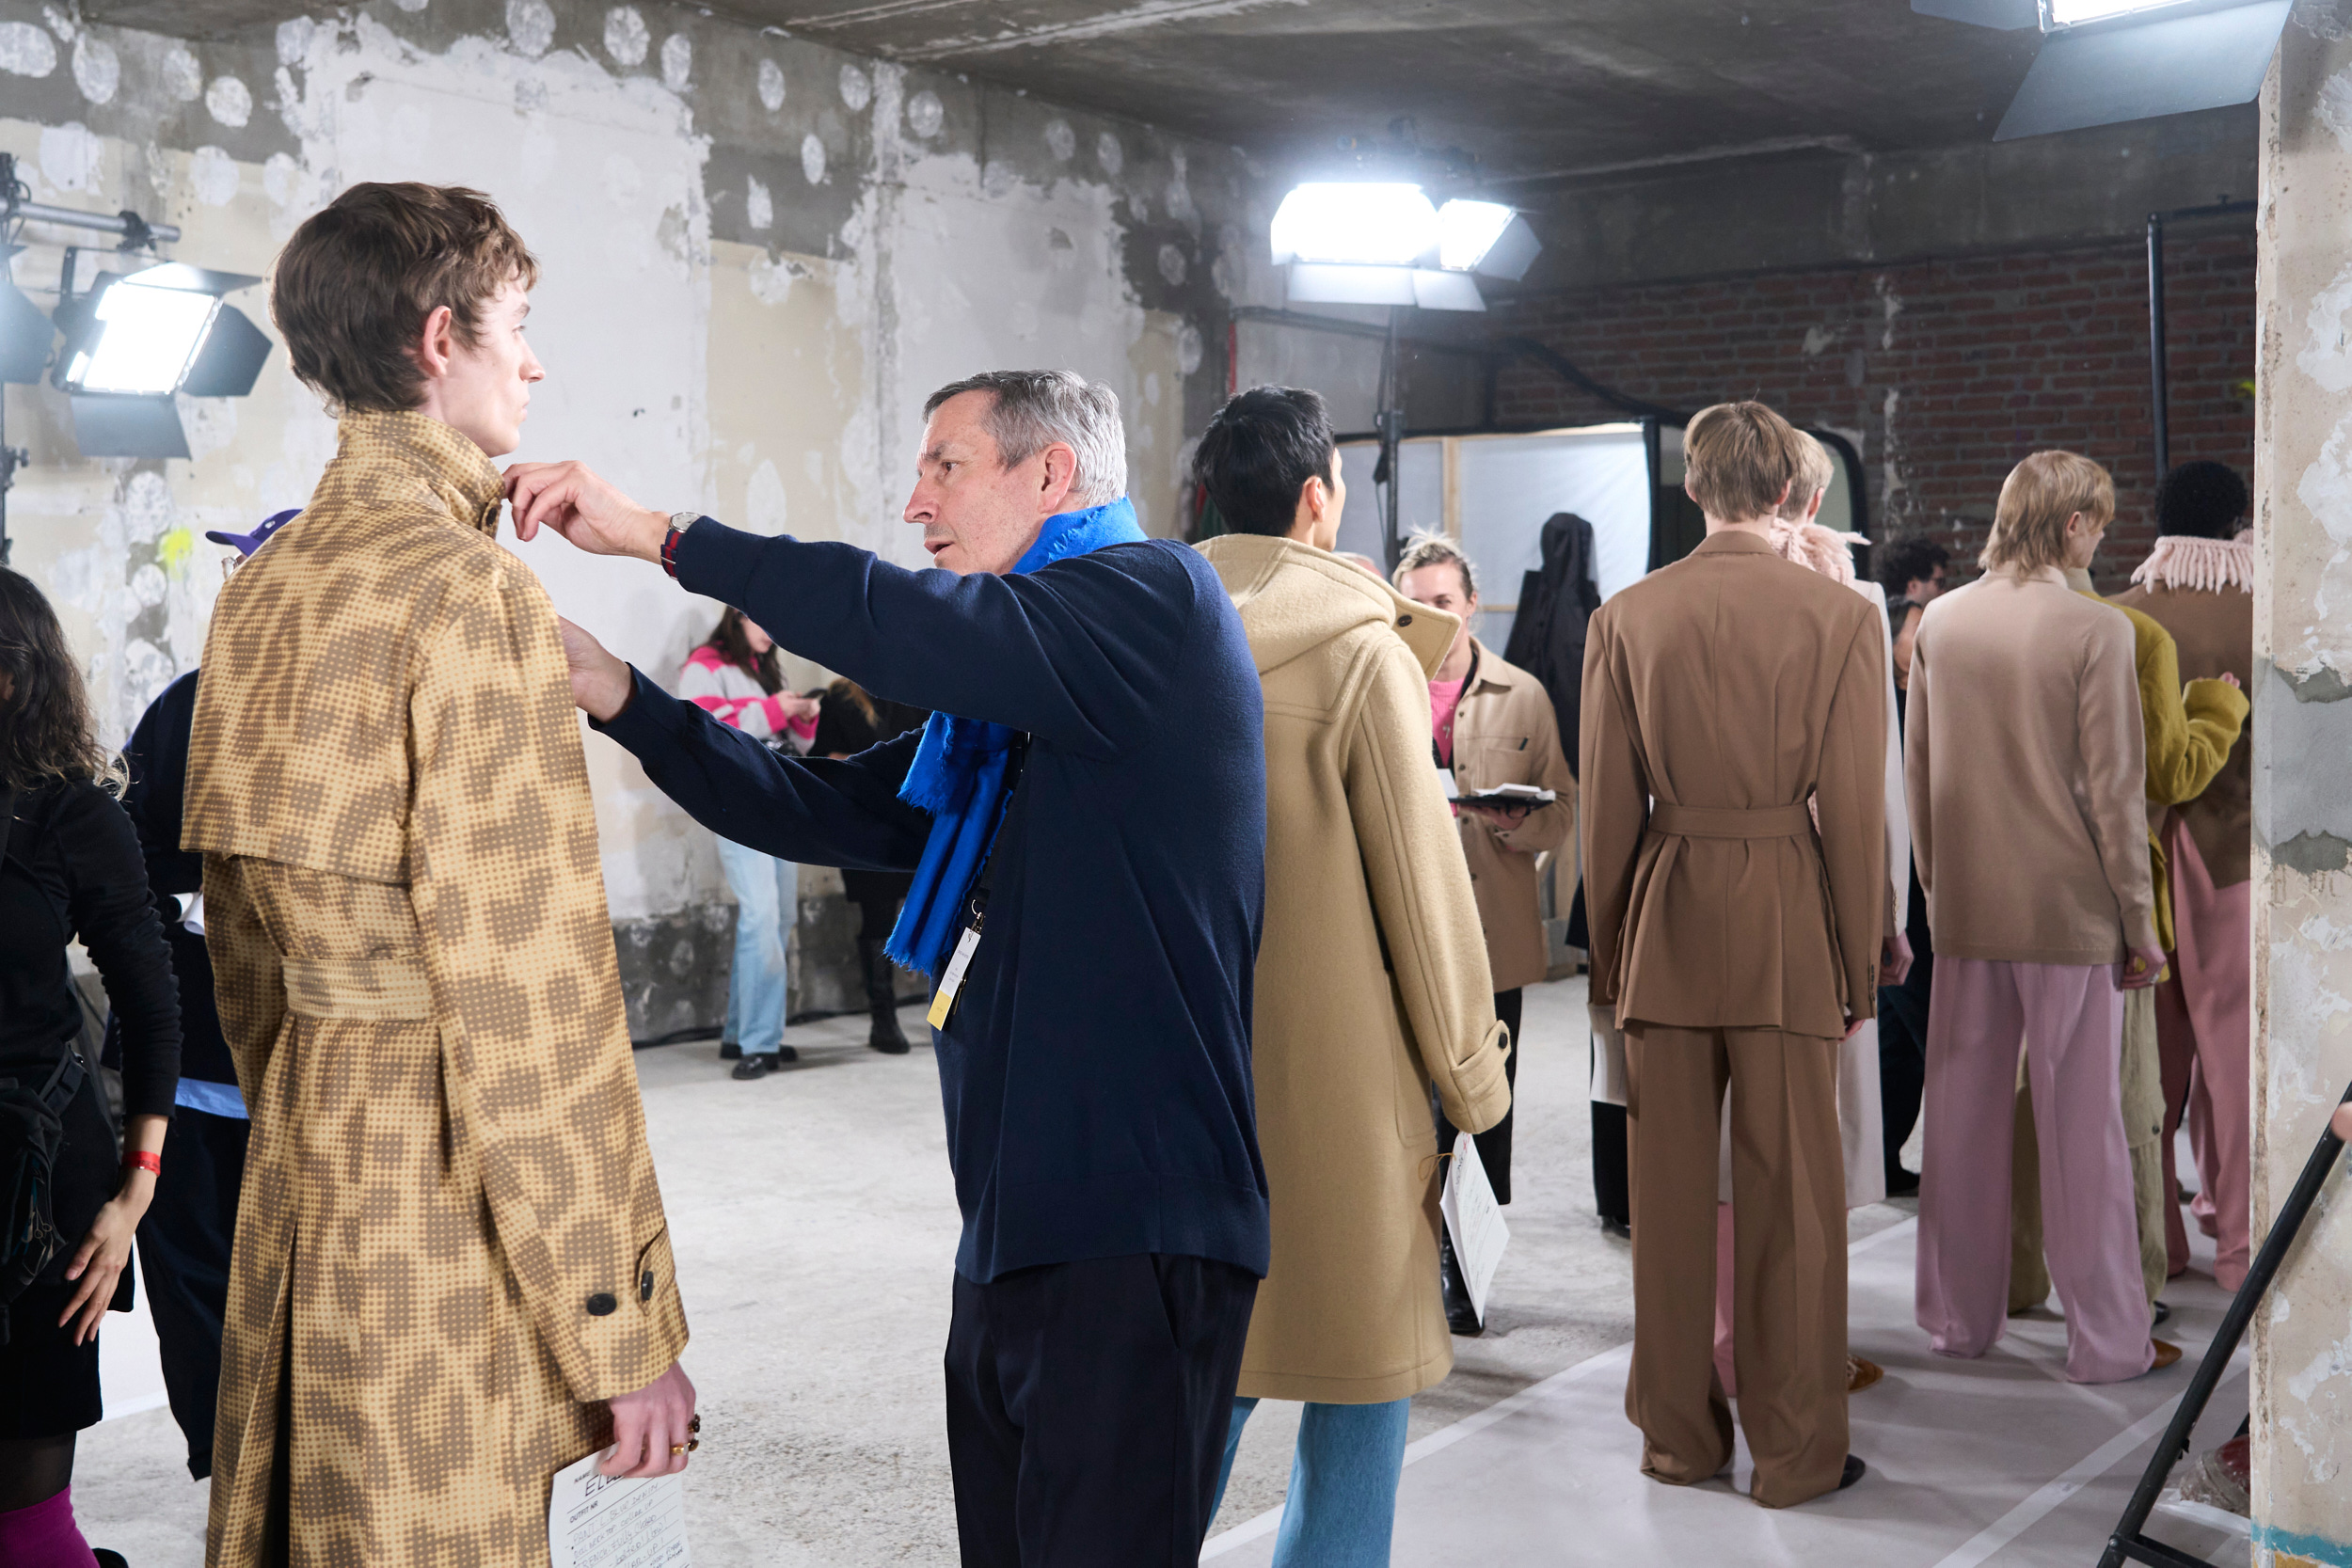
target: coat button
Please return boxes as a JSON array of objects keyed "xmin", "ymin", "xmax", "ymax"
[
  {"xmin": 586, "ymin": 1292, "xmax": 618, "ymax": 1317},
  {"xmin": 640, "ymin": 1272, "xmax": 655, "ymax": 1303}
]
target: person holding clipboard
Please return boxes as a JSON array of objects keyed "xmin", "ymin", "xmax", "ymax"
[{"xmin": 1396, "ymin": 533, "xmax": 1577, "ymax": 1335}]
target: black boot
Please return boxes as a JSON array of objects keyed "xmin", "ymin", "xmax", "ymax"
[
  {"xmin": 1439, "ymin": 1229, "xmax": 1484, "ymax": 1337},
  {"xmin": 862, "ymin": 937, "xmax": 911, "ymax": 1055}
]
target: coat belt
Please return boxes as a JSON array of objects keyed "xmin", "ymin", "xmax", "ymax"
[
  {"xmin": 280, "ymin": 954, "xmax": 432, "ymax": 1022},
  {"xmin": 1647, "ymin": 800, "xmax": 1812, "ymax": 839}
]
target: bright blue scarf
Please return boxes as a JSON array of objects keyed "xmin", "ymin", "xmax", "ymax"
[{"xmin": 885, "ymin": 497, "xmax": 1147, "ymax": 977}]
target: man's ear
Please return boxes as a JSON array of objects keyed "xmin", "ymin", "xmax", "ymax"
[
  {"xmin": 1037, "ymin": 442, "xmax": 1079, "ymax": 511},
  {"xmin": 413, "ymin": 304, "xmax": 456, "ymax": 383}
]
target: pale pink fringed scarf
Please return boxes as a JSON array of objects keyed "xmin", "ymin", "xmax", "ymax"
[
  {"xmin": 1767, "ymin": 516, "xmax": 1866, "ymax": 585},
  {"xmin": 2130, "ymin": 529, "xmax": 2254, "ymax": 594}
]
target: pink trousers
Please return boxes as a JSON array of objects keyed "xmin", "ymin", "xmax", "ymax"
[
  {"xmin": 1916, "ymin": 958, "xmax": 2153, "ymax": 1383},
  {"xmin": 2157, "ymin": 819, "xmax": 2252, "ymax": 1290}
]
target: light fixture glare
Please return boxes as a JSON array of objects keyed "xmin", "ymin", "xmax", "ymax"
[
  {"xmin": 1270, "ymin": 183, "xmax": 1439, "ymax": 268},
  {"xmin": 74, "ymin": 279, "xmax": 220, "ymax": 396},
  {"xmin": 1436, "ymin": 199, "xmax": 1518, "ymax": 272},
  {"xmin": 2044, "ymin": 0, "xmax": 2197, "ymax": 24}
]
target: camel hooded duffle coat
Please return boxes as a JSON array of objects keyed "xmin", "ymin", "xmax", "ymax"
[
  {"xmin": 183, "ymin": 412, "xmax": 689, "ymax": 1565},
  {"xmin": 1199, "ymin": 533, "xmax": 1511, "ymax": 1404}
]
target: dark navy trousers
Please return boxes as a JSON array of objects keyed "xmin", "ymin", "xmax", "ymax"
[{"xmin": 135, "ymin": 1103, "xmax": 247, "ymax": 1480}]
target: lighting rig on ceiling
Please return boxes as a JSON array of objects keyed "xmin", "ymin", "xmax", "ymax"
[
  {"xmin": 1915, "ymin": 0, "xmax": 2291, "ymax": 140},
  {"xmin": 1267, "ymin": 120, "xmax": 1544, "ymax": 571},
  {"xmin": 0, "ymin": 150, "xmax": 274, "ymax": 564}
]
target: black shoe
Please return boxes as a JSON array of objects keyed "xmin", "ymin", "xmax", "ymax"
[
  {"xmin": 2153, "ymin": 1300, "xmax": 2172, "ymax": 1326},
  {"xmin": 860, "ymin": 937, "xmax": 912, "ymax": 1055},
  {"xmin": 731, "ymin": 1049, "xmax": 796, "ymax": 1080},
  {"xmin": 720, "ymin": 1040, "xmax": 741, "ymax": 1060},
  {"xmin": 1599, "ymin": 1215, "xmax": 1632, "ymax": 1241},
  {"xmin": 1884, "ymin": 1167, "xmax": 1920, "ymax": 1197},
  {"xmin": 1438, "ymin": 1231, "xmax": 1484, "ymax": 1337},
  {"xmin": 1839, "ymin": 1454, "xmax": 1867, "ymax": 1490},
  {"xmin": 95, "ymin": 1553, "xmax": 129, "ymax": 1568}
]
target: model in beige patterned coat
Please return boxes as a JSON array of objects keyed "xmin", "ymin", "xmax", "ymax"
[{"xmin": 183, "ymin": 184, "xmax": 692, "ymax": 1566}]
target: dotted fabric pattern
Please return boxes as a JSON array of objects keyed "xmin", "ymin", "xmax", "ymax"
[{"xmin": 183, "ymin": 410, "xmax": 689, "ymax": 1565}]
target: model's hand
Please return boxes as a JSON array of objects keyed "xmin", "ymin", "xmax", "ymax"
[
  {"xmin": 59, "ymin": 1184, "xmax": 150, "ymax": 1345},
  {"xmin": 1883, "ymin": 929, "xmax": 1914, "ymax": 989},
  {"xmin": 602, "ymin": 1359, "xmax": 698, "ymax": 1478},
  {"xmin": 558, "ymin": 616, "xmax": 634, "ymax": 722},
  {"xmin": 2120, "ymin": 943, "xmax": 2168, "ymax": 991},
  {"xmin": 2331, "ymin": 1101, "xmax": 2352, "ymax": 1144},
  {"xmin": 503, "ymin": 461, "xmax": 671, "ymax": 562}
]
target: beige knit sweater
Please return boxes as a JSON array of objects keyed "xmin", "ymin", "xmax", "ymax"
[{"xmin": 1904, "ymin": 564, "xmax": 2157, "ymax": 965}]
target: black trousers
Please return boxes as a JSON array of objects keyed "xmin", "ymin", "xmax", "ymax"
[
  {"xmin": 1592, "ymin": 1101, "xmax": 1630, "ymax": 1226},
  {"xmin": 1435, "ymin": 988, "xmax": 1520, "ymax": 1206},
  {"xmin": 135, "ymin": 1104, "xmax": 248, "ymax": 1479},
  {"xmin": 945, "ymin": 1253, "xmax": 1257, "ymax": 1568},
  {"xmin": 1877, "ymin": 945, "xmax": 1934, "ymax": 1180}
]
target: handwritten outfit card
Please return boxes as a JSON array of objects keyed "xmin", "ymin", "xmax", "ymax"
[
  {"xmin": 1441, "ymin": 1132, "xmax": 1511, "ymax": 1322},
  {"xmin": 548, "ymin": 1451, "xmax": 691, "ymax": 1568}
]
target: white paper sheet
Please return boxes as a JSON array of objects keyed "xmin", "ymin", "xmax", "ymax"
[
  {"xmin": 1440, "ymin": 1132, "xmax": 1510, "ymax": 1322},
  {"xmin": 548, "ymin": 1450, "xmax": 691, "ymax": 1568}
]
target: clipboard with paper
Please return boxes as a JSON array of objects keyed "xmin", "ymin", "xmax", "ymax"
[
  {"xmin": 1439, "ymin": 1131, "xmax": 1510, "ymax": 1321},
  {"xmin": 548, "ymin": 1451, "xmax": 691, "ymax": 1568}
]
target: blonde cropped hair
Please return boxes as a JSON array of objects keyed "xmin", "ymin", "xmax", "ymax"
[
  {"xmin": 1782, "ymin": 432, "xmax": 1837, "ymax": 519},
  {"xmin": 1982, "ymin": 451, "xmax": 2113, "ymax": 574},
  {"xmin": 1684, "ymin": 401, "xmax": 1810, "ymax": 523},
  {"xmin": 1392, "ymin": 532, "xmax": 1478, "ymax": 599}
]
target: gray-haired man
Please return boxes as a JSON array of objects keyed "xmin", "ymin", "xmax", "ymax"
[{"xmin": 505, "ymin": 371, "xmax": 1271, "ymax": 1566}]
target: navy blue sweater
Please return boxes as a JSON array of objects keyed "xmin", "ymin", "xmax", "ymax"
[{"xmin": 598, "ymin": 518, "xmax": 1270, "ymax": 1283}]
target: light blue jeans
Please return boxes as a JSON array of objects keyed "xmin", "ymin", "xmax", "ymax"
[
  {"xmin": 717, "ymin": 835, "xmax": 797, "ymax": 1055},
  {"xmin": 1212, "ymin": 1396, "xmax": 1413, "ymax": 1568}
]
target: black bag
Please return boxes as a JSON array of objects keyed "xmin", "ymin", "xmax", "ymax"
[{"xmin": 0, "ymin": 783, "xmax": 92, "ymax": 1347}]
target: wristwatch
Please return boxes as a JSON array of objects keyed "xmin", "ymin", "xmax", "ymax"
[{"xmin": 660, "ymin": 510, "xmax": 698, "ymax": 578}]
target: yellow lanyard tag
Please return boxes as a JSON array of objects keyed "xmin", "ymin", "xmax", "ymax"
[{"xmin": 927, "ymin": 924, "xmax": 983, "ymax": 1030}]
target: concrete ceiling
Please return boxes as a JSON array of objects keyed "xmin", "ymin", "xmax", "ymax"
[
  {"xmin": 714, "ymin": 0, "xmax": 2046, "ymax": 184},
  {"xmin": 100, "ymin": 0, "xmax": 2049, "ymax": 184}
]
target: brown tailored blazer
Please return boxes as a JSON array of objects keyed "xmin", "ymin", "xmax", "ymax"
[
  {"xmin": 1905, "ymin": 565, "xmax": 2156, "ymax": 965},
  {"xmin": 1449, "ymin": 639, "xmax": 1580, "ymax": 993},
  {"xmin": 184, "ymin": 411, "xmax": 688, "ymax": 1565},
  {"xmin": 2112, "ymin": 568, "xmax": 2254, "ymax": 888},
  {"xmin": 1581, "ymin": 530, "xmax": 1888, "ymax": 1039},
  {"xmin": 1199, "ymin": 534, "xmax": 1509, "ymax": 1404}
]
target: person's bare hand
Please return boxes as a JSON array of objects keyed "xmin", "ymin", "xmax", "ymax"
[
  {"xmin": 2332, "ymin": 1100, "xmax": 2352, "ymax": 1145},
  {"xmin": 1843, "ymin": 1017, "xmax": 1867, "ymax": 1041},
  {"xmin": 59, "ymin": 1186, "xmax": 149, "ymax": 1345},
  {"xmin": 783, "ymin": 693, "xmax": 822, "ymax": 723},
  {"xmin": 2221, "ymin": 672, "xmax": 2242, "ymax": 690},
  {"xmin": 2120, "ymin": 943, "xmax": 2168, "ymax": 990},
  {"xmin": 602, "ymin": 1359, "xmax": 697, "ymax": 1478},
  {"xmin": 1883, "ymin": 929, "xmax": 1915, "ymax": 990},
  {"xmin": 504, "ymin": 461, "xmax": 671, "ymax": 562},
  {"xmin": 558, "ymin": 616, "xmax": 634, "ymax": 722}
]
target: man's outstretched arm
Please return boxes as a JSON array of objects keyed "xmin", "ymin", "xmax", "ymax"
[{"xmin": 565, "ymin": 617, "xmax": 930, "ymax": 873}]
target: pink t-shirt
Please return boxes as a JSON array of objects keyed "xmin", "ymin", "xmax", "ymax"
[{"xmin": 1429, "ymin": 675, "xmax": 1468, "ymax": 768}]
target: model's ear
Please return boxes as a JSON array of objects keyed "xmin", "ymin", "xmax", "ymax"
[
  {"xmin": 1036, "ymin": 442, "xmax": 1080, "ymax": 511},
  {"xmin": 412, "ymin": 304, "xmax": 457, "ymax": 383}
]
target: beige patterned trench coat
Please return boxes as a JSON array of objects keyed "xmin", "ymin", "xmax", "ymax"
[{"xmin": 183, "ymin": 410, "xmax": 688, "ymax": 1566}]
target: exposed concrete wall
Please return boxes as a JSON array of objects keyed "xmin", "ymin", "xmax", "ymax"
[
  {"xmin": 0, "ymin": 0, "xmax": 1273, "ymax": 1037},
  {"xmin": 2251, "ymin": 20, "xmax": 2352, "ymax": 1565}
]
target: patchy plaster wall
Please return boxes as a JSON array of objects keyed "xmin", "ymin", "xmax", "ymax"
[
  {"xmin": 0, "ymin": 0, "xmax": 1271, "ymax": 1037},
  {"xmin": 2251, "ymin": 20, "xmax": 2352, "ymax": 1564}
]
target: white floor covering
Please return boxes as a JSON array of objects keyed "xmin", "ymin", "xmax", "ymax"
[{"xmin": 1207, "ymin": 1210, "xmax": 2250, "ymax": 1568}]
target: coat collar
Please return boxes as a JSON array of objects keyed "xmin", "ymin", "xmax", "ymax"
[
  {"xmin": 1459, "ymin": 637, "xmax": 1519, "ymax": 699},
  {"xmin": 324, "ymin": 409, "xmax": 506, "ymax": 537},
  {"xmin": 1197, "ymin": 532, "xmax": 1458, "ymax": 678},
  {"xmin": 1689, "ymin": 528, "xmax": 1780, "ymax": 558}
]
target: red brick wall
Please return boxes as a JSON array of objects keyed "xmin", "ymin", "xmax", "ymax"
[{"xmin": 1482, "ymin": 230, "xmax": 2256, "ymax": 590}]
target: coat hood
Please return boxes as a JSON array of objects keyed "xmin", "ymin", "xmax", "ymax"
[{"xmin": 1198, "ymin": 533, "xmax": 1457, "ymax": 679}]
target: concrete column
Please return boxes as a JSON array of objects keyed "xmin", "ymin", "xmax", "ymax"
[{"xmin": 2252, "ymin": 21, "xmax": 2352, "ymax": 1566}]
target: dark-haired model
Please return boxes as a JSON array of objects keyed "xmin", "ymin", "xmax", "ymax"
[{"xmin": 183, "ymin": 183, "xmax": 692, "ymax": 1566}]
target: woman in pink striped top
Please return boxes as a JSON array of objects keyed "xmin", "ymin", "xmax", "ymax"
[{"xmin": 680, "ymin": 608, "xmax": 820, "ymax": 1079}]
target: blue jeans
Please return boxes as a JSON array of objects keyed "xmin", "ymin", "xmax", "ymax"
[
  {"xmin": 1212, "ymin": 1395, "xmax": 1412, "ymax": 1568},
  {"xmin": 717, "ymin": 835, "xmax": 797, "ymax": 1054}
]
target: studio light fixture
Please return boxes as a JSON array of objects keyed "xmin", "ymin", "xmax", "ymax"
[
  {"xmin": 1269, "ymin": 183, "xmax": 1539, "ymax": 313},
  {"xmin": 1913, "ymin": 0, "xmax": 2292, "ymax": 140}
]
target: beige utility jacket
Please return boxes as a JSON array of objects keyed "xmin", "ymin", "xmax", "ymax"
[
  {"xmin": 1447, "ymin": 639, "xmax": 1578, "ymax": 992},
  {"xmin": 1199, "ymin": 533, "xmax": 1509, "ymax": 1404}
]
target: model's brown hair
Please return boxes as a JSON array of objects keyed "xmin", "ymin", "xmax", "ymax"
[
  {"xmin": 1683, "ymin": 401, "xmax": 1809, "ymax": 523},
  {"xmin": 272, "ymin": 182, "xmax": 540, "ymax": 414},
  {"xmin": 1781, "ymin": 432, "xmax": 1838, "ymax": 519},
  {"xmin": 0, "ymin": 567, "xmax": 118, "ymax": 795},
  {"xmin": 702, "ymin": 607, "xmax": 782, "ymax": 695},
  {"xmin": 1984, "ymin": 451, "xmax": 2112, "ymax": 574}
]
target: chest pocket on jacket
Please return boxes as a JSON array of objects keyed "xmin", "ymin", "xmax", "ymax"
[{"xmin": 1459, "ymin": 735, "xmax": 1534, "ymax": 791}]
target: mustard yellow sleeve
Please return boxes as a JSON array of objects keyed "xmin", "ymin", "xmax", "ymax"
[{"xmin": 2134, "ymin": 621, "xmax": 2249, "ymax": 807}]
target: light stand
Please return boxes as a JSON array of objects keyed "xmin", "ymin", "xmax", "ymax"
[{"xmin": 1375, "ymin": 307, "xmax": 1406, "ymax": 573}]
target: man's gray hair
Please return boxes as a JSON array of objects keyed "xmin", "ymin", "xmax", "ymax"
[{"xmin": 924, "ymin": 369, "xmax": 1128, "ymax": 508}]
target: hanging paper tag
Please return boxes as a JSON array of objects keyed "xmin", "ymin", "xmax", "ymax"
[{"xmin": 927, "ymin": 924, "xmax": 983, "ymax": 1030}]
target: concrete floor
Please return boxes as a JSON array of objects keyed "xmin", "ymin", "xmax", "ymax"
[{"xmin": 69, "ymin": 975, "xmax": 2247, "ymax": 1566}]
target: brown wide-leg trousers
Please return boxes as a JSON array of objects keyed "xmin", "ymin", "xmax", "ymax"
[{"xmin": 1624, "ymin": 1022, "xmax": 1849, "ymax": 1509}]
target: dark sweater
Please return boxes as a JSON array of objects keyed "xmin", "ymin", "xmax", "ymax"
[
  {"xmin": 597, "ymin": 518, "xmax": 1270, "ymax": 1282},
  {"xmin": 0, "ymin": 777, "xmax": 180, "ymax": 1118}
]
